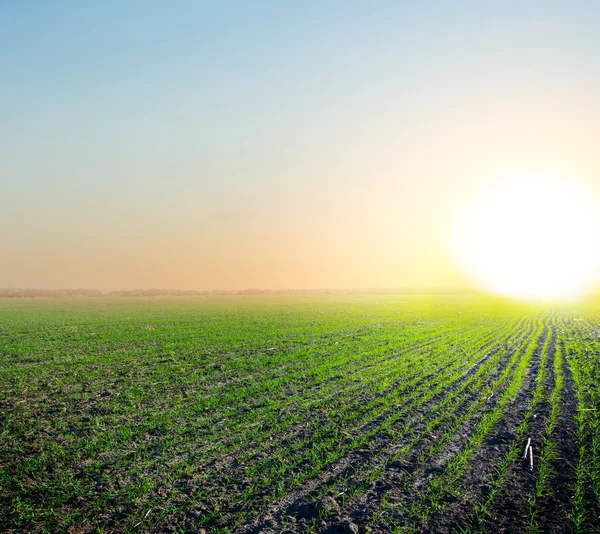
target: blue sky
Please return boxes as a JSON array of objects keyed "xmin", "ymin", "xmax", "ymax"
[{"xmin": 3, "ymin": 1, "xmax": 600, "ymax": 289}]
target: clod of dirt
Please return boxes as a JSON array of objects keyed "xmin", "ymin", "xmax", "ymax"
[
  {"xmin": 315, "ymin": 496, "xmax": 341, "ymax": 515},
  {"xmin": 325, "ymin": 520, "xmax": 360, "ymax": 533},
  {"xmin": 342, "ymin": 520, "xmax": 359, "ymax": 533},
  {"xmin": 350, "ymin": 508, "xmax": 367, "ymax": 519}
]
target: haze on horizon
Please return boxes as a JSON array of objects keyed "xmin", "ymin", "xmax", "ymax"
[{"xmin": 3, "ymin": 1, "xmax": 600, "ymax": 292}]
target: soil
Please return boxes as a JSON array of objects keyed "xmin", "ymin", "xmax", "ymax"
[{"xmin": 235, "ymin": 321, "xmax": 583, "ymax": 534}]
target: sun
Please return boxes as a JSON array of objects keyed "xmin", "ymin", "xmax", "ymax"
[{"xmin": 453, "ymin": 171, "xmax": 600, "ymax": 301}]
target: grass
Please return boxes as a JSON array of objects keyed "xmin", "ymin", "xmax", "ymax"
[{"xmin": 1, "ymin": 295, "xmax": 600, "ymax": 533}]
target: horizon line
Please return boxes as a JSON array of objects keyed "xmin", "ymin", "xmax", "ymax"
[{"xmin": 0, "ymin": 286, "xmax": 477, "ymax": 298}]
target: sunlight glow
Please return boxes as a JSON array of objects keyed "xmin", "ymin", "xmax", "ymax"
[{"xmin": 454, "ymin": 171, "xmax": 600, "ymax": 301}]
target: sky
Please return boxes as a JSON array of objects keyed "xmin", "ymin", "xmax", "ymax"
[{"xmin": 3, "ymin": 1, "xmax": 600, "ymax": 291}]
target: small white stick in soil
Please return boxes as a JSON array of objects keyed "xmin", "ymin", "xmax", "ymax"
[
  {"xmin": 529, "ymin": 445, "xmax": 534, "ymax": 471},
  {"xmin": 524, "ymin": 438, "xmax": 531, "ymax": 459}
]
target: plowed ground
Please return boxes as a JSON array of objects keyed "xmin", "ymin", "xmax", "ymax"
[{"xmin": 1, "ymin": 296, "xmax": 599, "ymax": 533}]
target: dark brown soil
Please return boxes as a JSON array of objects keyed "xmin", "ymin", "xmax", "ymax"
[
  {"xmin": 4, "ymin": 307, "xmax": 589, "ymax": 534},
  {"xmin": 234, "ymin": 319, "xmax": 583, "ymax": 534},
  {"xmin": 240, "ymin": 322, "xmax": 536, "ymax": 533}
]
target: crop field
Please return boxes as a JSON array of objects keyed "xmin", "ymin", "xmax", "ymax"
[{"xmin": 1, "ymin": 295, "xmax": 600, "ymax": 533}]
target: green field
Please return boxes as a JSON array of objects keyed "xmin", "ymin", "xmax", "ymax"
[{"xmin": 1, "ymin": 296, "xmax": 600, "ymax": 533}]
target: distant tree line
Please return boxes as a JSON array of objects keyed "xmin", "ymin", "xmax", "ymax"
[
  {"xmin": 0, "ymin": 287, "xmax": 474, "ymax": 298},
  {"xmin": 0, "ymin": 288, "xmax": 338, "ymax": 298},
  {"xmin": 0, "ymin": 288, "xmax": 104, "ymax": 298}
]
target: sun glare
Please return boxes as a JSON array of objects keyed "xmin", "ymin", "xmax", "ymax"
[{"xmin": 454, "ymin": 171, "xmax": 600, "ymax": 301}]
